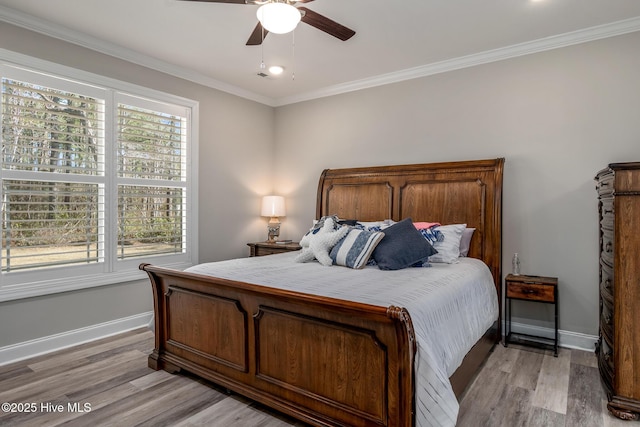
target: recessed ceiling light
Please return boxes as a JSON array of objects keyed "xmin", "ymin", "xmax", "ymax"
[{"xmin": 269, "ymin": 65, "xmax": 284, "ymax": 75}]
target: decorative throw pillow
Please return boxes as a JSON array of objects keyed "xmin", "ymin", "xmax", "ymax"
[
  {"xmin": 330, "ymin": 228, "xmax": 385, "ymax": 269},
  {"xmin": 371, "ymin": 218, "xmax": 438, "ymax": 270},
  {"xmin": 419, "ymin": 227, "xmax": 444, "ymax": 245},
  {"xmin": 459, "ymin": 228, "xmax": 476, "ymax": 257},
  {"xmin": 356, "ymin": 220, "xmax": 395, "ymax": 232},
  {"xmin": 295, "ymin": 216, "xmax": 349, "ymax": 266},
  {"xmin": 413, "ymin": 221, "xmax": 440, "ymax": 230},
  {"xmin": 429, "ymin": 223, "xmax": 467, "ymax": 263}
]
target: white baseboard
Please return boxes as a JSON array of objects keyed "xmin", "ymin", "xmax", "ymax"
[
  {"xmin": 0, "ymin": 311, "xmax": 153, "ymax": 366},
  {"xmin": 507, "ymin": 321, "xmax": 598, "ymax": 353}
]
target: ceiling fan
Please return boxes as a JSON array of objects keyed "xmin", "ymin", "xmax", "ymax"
[{"xmin": 180, "ymin": 0, "xmax": 356, "ymax": 46}]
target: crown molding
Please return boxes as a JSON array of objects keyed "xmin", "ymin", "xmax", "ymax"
[{"xmin": 2, "ymin": 5, "xmax": 639, "ymax": 108}]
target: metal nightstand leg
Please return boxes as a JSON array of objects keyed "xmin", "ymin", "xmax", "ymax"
[
  {"xmin": 504, "ymin": 297, "xmax": 511, "ymax": 347},
  {"xmin": 554, "ymin": 287, "xmax": 558, "ymax": 357}
]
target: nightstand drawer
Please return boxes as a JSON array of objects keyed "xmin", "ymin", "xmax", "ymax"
[
  {"xmin": 506, "ymin": 282, "xmax": 555, "ymax": 302},
  {"xmin": 248, "ymin": 242, "xmax": 301, "ymax": 257},
  {"xmin": 256, "ymin": 246, "xmax": 291, "ymax": 256}
]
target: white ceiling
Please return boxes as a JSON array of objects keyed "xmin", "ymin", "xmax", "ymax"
[{"xmin": 1, "ymin": 0, "xmax": 640, "ymax": 106}]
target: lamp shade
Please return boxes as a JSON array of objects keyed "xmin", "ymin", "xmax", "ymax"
[
  {"xmin": 256, "ymin": 2, "xmax": 301, "ymax": 34},
  {"xmin": 261, "ymin": 195, "xmax": 286, "ymax": 217}
]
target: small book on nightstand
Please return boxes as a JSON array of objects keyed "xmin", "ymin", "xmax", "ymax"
[{"xmin": 275, "ymin": 240, "xmax": 292, "ymax": 244}]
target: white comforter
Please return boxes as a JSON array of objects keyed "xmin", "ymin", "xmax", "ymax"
[{"xmin": 186, "ymin": 253, "xmax": 498, "ymax": 427}]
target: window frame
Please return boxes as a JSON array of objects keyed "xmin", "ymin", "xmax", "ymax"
[{"xmin": 0, "ymin": 50, "xmax": 199, "ymax": 302}]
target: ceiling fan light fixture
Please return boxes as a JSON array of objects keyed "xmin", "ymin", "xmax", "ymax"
[
  {"xmin": 256, "ymin": 2, "xmax": 301, "ymax": 34},
  {"xmin": 269, "ymin": 65, "xmax": 284, "ymax": 75}
]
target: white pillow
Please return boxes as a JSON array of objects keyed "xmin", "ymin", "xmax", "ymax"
[
  {"xmin": 459, "ymin": 227, "xmax": 476, "ymax": 257},
  {"xmin": 428, "ymin": 224, "xmax": 467, "ymax": 263}
]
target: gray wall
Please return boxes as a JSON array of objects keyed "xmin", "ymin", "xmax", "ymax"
[
  {"xmin": 0, "ymin": 22, "xmax": 275, "ymax": 347},
  {"xmin": 273, "ymin": 31, "xmax": 640, "ymax": 337}
]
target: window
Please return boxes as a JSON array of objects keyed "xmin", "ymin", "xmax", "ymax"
[
  {"xmin": 0, "ymin": 61, "xmax": 197, "ymax": 301},
  {"xmin": 116, "ymin": 97, "xmax": 187, "ymax": 261},
  {"xmin": 2, "ymin": 76, "xmax": 105, "ymax": 272}
]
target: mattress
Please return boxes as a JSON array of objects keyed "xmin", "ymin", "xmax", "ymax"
[{"xmin": 186, "ymin": 253, "xmax": 499, "ymax": 427}]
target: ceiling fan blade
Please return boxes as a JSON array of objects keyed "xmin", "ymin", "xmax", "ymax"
[
  {"xmin": 246, "ymin": 22, "xmax": 269, "ymax": 46},
  {"xmin": 298, "ymin": 7, "xmax": 355, "ymax": 41},
  {"xmin": 178, "ymin": 0, "xmax": 247, "ymax": 3}
]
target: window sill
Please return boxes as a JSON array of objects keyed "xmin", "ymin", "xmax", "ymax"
[{"xmin": 0, "ymin": 260, "xmax": 194, "ymax": 302}]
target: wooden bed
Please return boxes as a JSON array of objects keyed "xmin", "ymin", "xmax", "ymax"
[{"xmin": 140, "ymin": 158, "xmax": 504, "ymax": 427}]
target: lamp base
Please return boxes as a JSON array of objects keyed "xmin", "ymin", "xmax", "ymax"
[{"xmin": 266, "ymin": 217, "xmax": 281, "ymax": 242}]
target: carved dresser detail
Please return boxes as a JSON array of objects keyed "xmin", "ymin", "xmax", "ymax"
[{"xmin": 595, "ymin": 162, "xmax": 640, "ymax": 420}]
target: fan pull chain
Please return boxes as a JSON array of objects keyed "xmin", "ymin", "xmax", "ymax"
[
  {"xmin": 260, "ymin": 25, "xmax": 266, "ymax": 71},
  {"xmin": 291, "ymin": 30, "xmax": 295, "ymax": 81}
]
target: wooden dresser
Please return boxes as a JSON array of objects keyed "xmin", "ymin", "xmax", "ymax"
[{"xmin": 595, "ymin": 162, "xmax": 640, "ymax": 420}]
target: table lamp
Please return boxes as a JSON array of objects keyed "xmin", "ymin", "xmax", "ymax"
[{"xmin": 261, "ymin": 195, "xmax": 286, "ymax": 242}]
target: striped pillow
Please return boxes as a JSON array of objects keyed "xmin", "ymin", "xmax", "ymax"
[{"xmin": 330, "ymin": 228, "xmax": 385, "ymax": 269}]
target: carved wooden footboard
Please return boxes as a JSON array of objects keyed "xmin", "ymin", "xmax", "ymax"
[{"xmin": 141, "ymin": 263, "xmax": 417, "ymax": 427}]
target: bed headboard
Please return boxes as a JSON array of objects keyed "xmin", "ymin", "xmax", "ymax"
[{"xmin": 316, "ymin": 158, "xmax": 505, "ymax": 300}]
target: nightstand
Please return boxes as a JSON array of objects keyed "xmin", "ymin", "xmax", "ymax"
[
  {"xmin": 247, "ymin": 241, "xmax": 301, "ymax": 257},
  {"xmin": 504, "ymin": 273, "xmax": 558, "ymax": 356}
]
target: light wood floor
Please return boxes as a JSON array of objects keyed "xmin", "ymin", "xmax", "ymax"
[{"xmin": 0, "ymin": 328, "xmax": 628, "ymax": 426}]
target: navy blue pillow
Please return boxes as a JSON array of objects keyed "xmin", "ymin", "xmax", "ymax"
[{"xmin": 371, "ymin": 218, "xmax": 438, "ymax": 270}]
